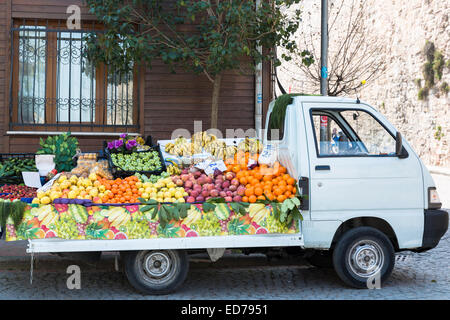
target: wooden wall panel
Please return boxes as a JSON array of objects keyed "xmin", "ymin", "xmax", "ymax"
[{"xmin": 143, "ymin": 62, "xmax": 255, "ymax": 142}]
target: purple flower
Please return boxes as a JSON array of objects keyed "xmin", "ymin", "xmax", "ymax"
[
  {"xmin": 120, "ymin": 133, "xmax": 127, "ymax": 139},
  {"xmin": 107, "ymin": 141, "xmax": 114, "ymax": 150},
  {"xmin": 114, "ymin": 139, "xmax": 123, "ymax": 149},
  {"xmin": 126, "ymin": 139, "xmax": 137, "ymax": 150}
]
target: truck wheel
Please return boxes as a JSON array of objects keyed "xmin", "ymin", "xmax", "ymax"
[
  {"xmin": 122, "ymin": 250, "xmax": 189, "ymax": 295},
  {"xmin": 306, "ymin": 250, "xmax": 334, "ymax": 268},
  {"xmin": 332, "ymin": 227, "xmax": 395, "ymax": 289}
]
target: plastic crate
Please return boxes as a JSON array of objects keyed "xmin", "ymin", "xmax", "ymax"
[
  {"xmin": 105, "ymin": 144, "xmax": 167, "ymax": 179},
  {"xmin": 0, "ymin": 153, "xmax": 36, "ymax": 161}
]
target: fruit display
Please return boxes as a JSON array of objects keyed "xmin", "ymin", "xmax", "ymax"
[
  {"xmin": 3, "ymin": 131, "xmax": 304, "ymax": 243},
  {"xmin": 171, "ymin": 167, "xmax": 247, "ymax": 203},
  {"xmin": 164, "ymin": 140, "xmax": 203, "ymax": 157},
  {"xmin": 237, "ymin": 137, "xmax": 264, "ymax": 154},
  {"xmin": 109, "ymin": 150, "xmax": 163, "ymax": 172},
  {"xmin": 33, "ymin": 173, "xmax": 108, "ymax": 205},
  {"xmin": 0, "ymin": 185, "xmax": 37, "ymax": 200},
  {"xmin": 71, "ymin": 157, "xmax": 112, "ymax": 180},
  {"xmin": 136, "ymin": 176, "xmax": 188, "ymax": 203},
  {"xmin": 166, "ymin": 164, "xmax": 181, "ymax": 176},
  {"xmin": 164, "ymin": 131, "xmax": 240, "ymax": 160},
  {"xmin": 135, "ymin": 171, "xmax": 170, "ymax": 184},
  {"xmin": 230, "ymin": 161, "xmax": 297, "ymax": 203}
]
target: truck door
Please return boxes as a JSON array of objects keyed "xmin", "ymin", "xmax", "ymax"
[{"xmin": 302, "ymin": 102, "xmax": 424, "ymax": 248}]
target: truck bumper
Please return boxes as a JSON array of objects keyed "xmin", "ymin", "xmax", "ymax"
[{"xmin": 415, "ymin": 209, "xmax": 448, "ymax": 252}]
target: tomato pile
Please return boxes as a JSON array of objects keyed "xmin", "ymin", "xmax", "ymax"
[{"xmin": 0, "ymin": 184, "xmax": 38, "ymax": 200}]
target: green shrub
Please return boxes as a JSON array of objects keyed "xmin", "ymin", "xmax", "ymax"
[
  {"xmin": 414, "ymin": 78, "xmax": 422, "ymax": 88},
  {"xmin": 423, "ymin": 41, "xmax": 435, "ymax": 62},
  {"xmin": 433, "ymin": 51, "xmax": 445, "ymax": 81},
  {"xmin": 418, "ymin": 87, "xmax": 429, "ymax": 100},
  {"xmin": 440, "ymin": 82, "xmax": 449, "ymax": 95},
  {"xmin": 422, "ymin": 61, "xmax": 434, "ymax": 88}
]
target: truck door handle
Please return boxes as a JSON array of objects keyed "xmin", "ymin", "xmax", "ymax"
[{"xmin": 315, "ymin": 165, "xmax": 330, "ymax": 171}]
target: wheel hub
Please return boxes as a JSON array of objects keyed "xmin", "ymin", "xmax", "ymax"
[
  {"xmin": 144, "ymin": 252, "xmax": 171, "ymax": 278},
  {"xmin": 348, "ymin": 240, "xmax": 384, "ymax": 278}
]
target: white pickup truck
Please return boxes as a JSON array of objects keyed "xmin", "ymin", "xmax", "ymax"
[{"xmin": 24, "ymin": 95, "xmax": 448, "ymax": 294}]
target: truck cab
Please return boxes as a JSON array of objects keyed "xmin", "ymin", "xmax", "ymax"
[{"xmin": 265, "ymin": 95, "xmax": 448, "ymax": 287}]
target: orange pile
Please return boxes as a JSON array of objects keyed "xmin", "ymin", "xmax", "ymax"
[
  {"xmin": 225, "ymin": 150, "xmax": 259, "ymax": 167},
  {"xmin": 97, "ymin": 175, "xmax": 142, "ymax": 204},
  {"xmin": 231, "ymin": 161, "xmax": 297, "ymax": 203}
]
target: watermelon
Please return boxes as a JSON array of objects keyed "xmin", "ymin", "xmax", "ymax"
[
  {"xmin": 69, "ymin": 204, "xmax": 88, "ymax": 224},
  {"xmin": 214, "ymin": 203, "xmax": 231, "ymax": 220}
]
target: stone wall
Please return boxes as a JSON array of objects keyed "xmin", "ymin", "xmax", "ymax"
[{"xmin": 279, "ymin": 0, "xmax": 450, "ymax": 167}]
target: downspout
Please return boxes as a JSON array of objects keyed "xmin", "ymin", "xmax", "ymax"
[{"xmin": 254, "ymin": 0, "xmax": 263, "ymax": 138}]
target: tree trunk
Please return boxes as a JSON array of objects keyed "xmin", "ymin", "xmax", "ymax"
[{"xmin": 210, "ymin": 73, "xmax": 223, "ymax": 129}]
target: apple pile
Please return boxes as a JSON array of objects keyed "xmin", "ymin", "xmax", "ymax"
[
  {"xmin": 172, "ymin": 168, "xmax": 246, "ymax": 203},
  {"xmin": 0, "ymin": 184, "xmax": 37, "ymax": 200}
]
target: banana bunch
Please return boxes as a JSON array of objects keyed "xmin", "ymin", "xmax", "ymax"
[
  {"xmin": 204, "ymin": 140, "xmax": 227, "ymax": 159},
  {"xmin": 174, "ymin": 136, "xmax": 188, "ymax": 146},
  {"xmin": 182, "ymin": 207, "xmax": 202, "ymax": 227},
  {"xmin": 37, "ymin": 205, "xmax": 58, "ymax": 226},
  {"xmin": 107, "ymin": 207, "xmax": 131, "ymax": 228},
  {"xmin": 248, "ymin": 203, "xmax": 270, "ymax": 224},
  {"xmin": 165, "ymin": 142, "xmax": 202, "ymax": 157},
  {"xmin": 167, "ymin": 164, "xmax": 181, "ymax": 175},
  {"xmin": 238, "ymin": 138, "xmax": 264, "ymax": 154},
  {"xmin": 225, "ymin": 145, "xmax": 238, "ymax": 159},
  {"xmin": 192, "ymin": 131, "xmax": 217, "ymax": 147}
]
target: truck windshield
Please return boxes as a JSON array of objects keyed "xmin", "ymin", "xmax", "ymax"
[{"xmin": 311, "ymin": 109, "xmax": 396, "ymax": 157}]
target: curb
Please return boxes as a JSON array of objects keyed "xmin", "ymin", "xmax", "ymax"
[{"xmin": 427, "ymin": 166, "xmax": 450, "ymax": 177}]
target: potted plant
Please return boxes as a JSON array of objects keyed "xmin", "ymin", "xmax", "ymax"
[{"xmin": 36, "ymin": 132, "xmax": 79, "ymax": 174}]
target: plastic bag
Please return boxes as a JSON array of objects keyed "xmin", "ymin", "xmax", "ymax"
[
  {"xmin": 90, "ymin": 160, "xmax": 113, "ymax": 180},
  {"xmin": 70, "ymin": 158, "xmax": 97, "ymax": 177}
]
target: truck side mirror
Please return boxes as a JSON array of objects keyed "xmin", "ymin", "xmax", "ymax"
[{"xmin": 395, "ymin": 132, "xmax": 408, "ymax": 159}]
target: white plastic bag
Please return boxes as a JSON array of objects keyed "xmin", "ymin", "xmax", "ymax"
[{"xmin": 258, "ymin": 143, "xmax": 279, "ymax": 167}]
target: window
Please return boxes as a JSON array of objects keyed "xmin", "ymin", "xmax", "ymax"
[
  {"xmin": 311, "ymin": 109, "xmax": 396, "ymax": 157},
  {"xmin": 10, "ymin": 20, "xmax": 138, "ymax": 132}
]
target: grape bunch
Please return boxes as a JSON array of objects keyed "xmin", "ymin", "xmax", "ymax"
[
  {"xmin": 111, "ymin": 151, "xmax": 162, "ymax": 172},
  {"xmin": 6, "ymin": 224, "xmax": 16, "ymax": 238},
  {"xmin": 125, "ymin": 220, "xmax": 151, "ymax": 239},
  {"xmin": 191, "ymin": 212, "xmax": 221, "ymax": 236},
  {"xmin": 76, "ymin": 222, "xmax": 88, "ymax": 236},
  {"xmin": 219, "ymin": 217, "xmax": 232, "ymax": 233},
  {"xmin": 54, "ymin": 217, "xmax": 78, "ymax": 239},
  {"xmin": 148, "ymin": 222, "xmax": 159, "ymax": 235}
]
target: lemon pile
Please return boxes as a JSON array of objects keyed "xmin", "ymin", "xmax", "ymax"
[
  {"xmin": 33, "ymin": 173, "xmax": 109, "ymax": 205},
  {"xmin": 137, "ymin": 177, "xmax": 188, "ymax": 203}
]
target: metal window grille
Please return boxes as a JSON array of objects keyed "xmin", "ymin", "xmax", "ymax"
[{"xmin": 9, "ymin": 19, "xmax": 139, "ymax": 132}]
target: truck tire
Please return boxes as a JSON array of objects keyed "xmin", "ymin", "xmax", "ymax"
[
  {"xmin": 306, "ymin": 250, "xmax": 334, "ymax": 268},
  {"xmin": 122, "ymin": 250, "xmax": 189, "ymax": 295},
  {"xmin": 332, "ymin": 227, "xmax": 395, "ymax": 289}
]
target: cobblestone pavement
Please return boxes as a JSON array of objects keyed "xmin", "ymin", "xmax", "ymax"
[{"xmin": 0, "ymin": 213, "xmax": 448, "ymax": 300}]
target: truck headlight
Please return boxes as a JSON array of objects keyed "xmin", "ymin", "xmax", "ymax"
[{"xmin": 428, "ymin": 187, "xmax": 442, "ymax": 209}]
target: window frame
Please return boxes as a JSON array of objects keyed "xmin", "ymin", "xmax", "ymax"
[
  {"xmin": 10, "ymin": 20, "xmax": 139, "ymax": 132},
  {"xmin": 309, "ymin": 107, "xmax": 399, "ymax": 158}
]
